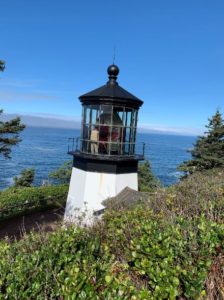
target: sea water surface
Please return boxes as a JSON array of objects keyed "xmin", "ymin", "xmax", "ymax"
[{"xmin": 0, "ymin": 126, "xmax": 196, "ymax": 190}]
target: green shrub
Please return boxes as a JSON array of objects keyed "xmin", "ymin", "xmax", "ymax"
[
  {"xmin": 13, "ymin": 168, "xmax": 35, "ymax": 188},
  {"xmin": 0, "ymin": 184, "xmax": 68, "ymax": 221},
  {"xmin": 103, "ymin": 208, "xmax": 223, "ymax": 299},
  {"xmin": 0, "ymin": 169, "xmax": 223, "ymax": 299},
  {"xmin": 138, "ymin": 160, "xmax": 161, "ymax": 192},
  {"xmin": 49, "ymin": 160, "xmax": 72, "ymax": 184},
  {"xmin": 0, "ymin": 227, "xmax": 140, "ymax": 299},
  {"xmin": 0, "ymin": 206, "xmax": 222, "ymax": 299}
]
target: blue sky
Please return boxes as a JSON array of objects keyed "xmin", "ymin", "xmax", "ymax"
[{"xmin": 0, "ymin": 0, "xmax": 224, "ymax": 135}]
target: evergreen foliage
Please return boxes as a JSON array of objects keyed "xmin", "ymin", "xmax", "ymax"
[
  {"xmin": 0, "ymin": 184, "xmax": 68, "ymax": 221},
  {"xmin": 138, "ymin": 160, "xmax": 160, "ymax": 191},
  {"xmin": 0, "ymin": 62, "xmax": 25, "ymax": 158},
  {"xmin": 0, "ymin": 60, "xmax": 5, "ymax": 72},
  {"xmin": 13, "ymin": 168, "xmax": 35, "ymax": 188},
  {"xmin": 179, "ymin": 110, "xmax": 224, "ymax": 174},
  {"xmin": 0, "ymin": 109, "xmax": 26, "ymax": 159},
  {"xmin": 49, "ymin": 160, "xmax": 72, "ymax": 184}
]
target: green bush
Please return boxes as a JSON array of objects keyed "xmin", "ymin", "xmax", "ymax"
[
  {"xmin": 103, "ymin": 208, "xmax": 223, "ymax": 299},
  {"xmin": 0, "ymin": 184, "xmax": 68, "ymax": 221},
  {"xmin": 0, "ymin": 207, "xmax": 222, "ymax": 299},
  {"xmin": 0, "ymin": 169, "xmax": 223, "ymax": 299},
  {"xmin": 138, "ymin": 160, "xmax": 161, "ymax": 192},
  {"xmin": 13, "ymin": 168, "xmax": 35, "ymax": 188},
  {"xmin": 49, "ymin": 160, "xmax": 72, "ymax": 184},
  {"xmin": 0, "ymin": 227, "xmax": 138, "ymax": 299}
]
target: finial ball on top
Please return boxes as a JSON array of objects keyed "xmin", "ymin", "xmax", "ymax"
[{"xmin": 107, "ymin": 64, "xmax": 119, "ymax": 77}]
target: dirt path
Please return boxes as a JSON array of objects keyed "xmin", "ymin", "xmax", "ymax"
[{"xmin": 0, "ymin": 208, "xmax": 64, "ymax": 240}]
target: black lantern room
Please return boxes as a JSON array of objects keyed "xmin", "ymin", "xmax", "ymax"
[{"xmin": 68, "ymin": 64, "xmax": 144, "ymax": 173}]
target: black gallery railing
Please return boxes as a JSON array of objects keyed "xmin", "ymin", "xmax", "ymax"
[{"xmin": 67, "ymin": 137, "xmax": 146, "ymax": 158}]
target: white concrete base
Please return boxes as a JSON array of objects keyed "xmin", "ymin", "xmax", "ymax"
[{"xmin": 64, "ymin": 167, "xmax": 138, "ymax": 222}]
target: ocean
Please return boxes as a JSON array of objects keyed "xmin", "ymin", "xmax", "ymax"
[{"xmin": 0, "ymin": 126, "xmax": 196, "ymax": 190}]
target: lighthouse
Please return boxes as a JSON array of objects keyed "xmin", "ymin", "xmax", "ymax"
[{"xmin": 65, "ymin": 65, "xmax": 144, "ymax": 220}]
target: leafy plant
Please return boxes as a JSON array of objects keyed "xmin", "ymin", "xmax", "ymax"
[
  {"xmin": 0, "ymin": 169, "xmax": 223, "ymax": 299},
  {"xmin": 103, "ymin": 208, "xmax": 223, "ymax": 299}
]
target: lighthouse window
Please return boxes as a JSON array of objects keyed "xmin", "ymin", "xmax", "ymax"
[
  {"xmin": 81, "ymin": 104, "xmax": 138, "ymax": 156},
  {"xmin": 125, "ymin": 110, "xmax": 132, "ymax": 127},
  {"xmin": 91, "ymin": 108, "xmax": 99, "ymax": 124},
  {"xmin": 85, "ymin": 107, "xmax": 91, "ymax": 124},
  {"xmin": 133, "ymin": 110, "xmax": 138, "ymax": 127},
  {"xmin": 113, "ymin": 107, "xmax": 124, "ymax": 123},
  {"xmin": 99, "ymin": 105, "xmax": 113, "ymax": 125}
]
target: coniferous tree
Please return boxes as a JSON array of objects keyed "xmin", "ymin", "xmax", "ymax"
[
  {"xmin": 0, "ymin": 60, "xmax": 5, "ymax": 72},
  {"xmin": 138, "ymin": 160, "xmax": 161, "ymax": 191},
  {"xmin": 13, "ymin": 168, "xmax": 35, "ymax": 188},
  {"xmin": 0, "ymin": 60, "xmax": 26, "ymax": 159},
  {"xmin": 179, "ymin": 110, "xmax": 224, "ymax": 174},
  {"xmin": 49, "ymin": 160, "xmax": 72, "ymax": 184},
  {"xmin": 0, "ymin": 110, "xmax": 26, "ymax": 159}
]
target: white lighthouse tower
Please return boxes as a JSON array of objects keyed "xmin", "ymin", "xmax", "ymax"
[{"xmin": 64, "ymin": 65, "xmax": 144, "ymax": 220}]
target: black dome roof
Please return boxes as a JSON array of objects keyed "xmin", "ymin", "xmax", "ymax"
[{"xmin": 79, "ymin": 65, "xmax": 143, "ymax": 108}]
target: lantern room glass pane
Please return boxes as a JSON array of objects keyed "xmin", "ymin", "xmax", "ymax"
[
  {"xmin": 85, "ymin": 106, "xmax": 91, "ymax": 124},
  {"xmin": 91, "ymin": 106, "xmax": 99, "ymax": 124},
  {"xmin": 83, "ymin": 124, "xmax": 89, "ymax": 140},
  {"xmin": 124, "ymin": 127, "xmax": 131, "ymax": 144},
  {"xmin": 110, "ymin": 127, "xmax": 121, "ymax": 153},
  {"xmin": 133, "ymin": 110, "xmax": 138, "ymax": 127},
  {"xmin": 112, "ymin": 111, "xmax": 123, "ymax": 127},
  {"xmin": 83, "ymin": 105, "xmax": 99, "ymax": 125},
  {"xmin": 80, "ymin": 103, "xmax": 138, "ymax": 157},
  {"xmin": 124, "ymin": 108, "xmax": 133, "ymax": 127},
  {"xmin": 113, "ymin": 107, "xmax": 124, "ymax": 126},
  {"xmin": 99, "ymin": 105, "xmax": 112, "ymax": 125},
  {"xmin": 124, "ymin": 143, "xmax": 129, "ymax": 154}
]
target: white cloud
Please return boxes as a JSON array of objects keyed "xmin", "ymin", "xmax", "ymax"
[
  {"xmin": 20, "ymin": 112, "xmax": 80, "ymax": 122},
  {"xmin": 0, "ymin": 78, "xmax": 43, "ymax": 88},
  {"xmin": 1, "ymin": 113, "xmax": 80, "ymax": 129},
  {"xmin": 0, "ymin": 90, "xmax": 61, "ymax": 101},
  {"xmin": 139, "ymin": 122, "xmax": 203, "ymax": 136}
]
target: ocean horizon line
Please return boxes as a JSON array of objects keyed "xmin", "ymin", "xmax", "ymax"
[
  {"xmin": 2, "ymin": 113, "xmax": 200, "ymax": 137},
  {"xmin": 24, "ymin": 124, "xmax": 198, "ymax": 138}
]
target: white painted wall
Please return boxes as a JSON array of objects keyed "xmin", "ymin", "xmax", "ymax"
[{"xmin": 64, "ymin": 167, "xmax": 138, "ymax": 221}]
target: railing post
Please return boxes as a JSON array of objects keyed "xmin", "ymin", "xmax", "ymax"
[
  {"xmin": 72, "ymin": 138, "xmax": 75, "ymax": 151},
  {"xmin": 143, "ymin": 142, "xmax": 145, "ymax": 157},
  {"xmin": 76, "ymin": 137, "xmax": 79, "ymax": 151}
]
